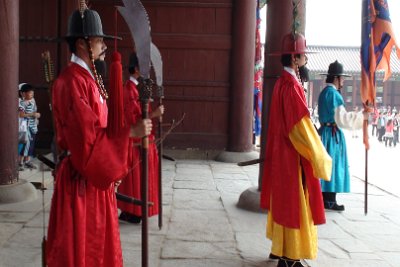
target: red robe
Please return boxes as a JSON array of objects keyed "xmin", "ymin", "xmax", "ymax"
[
  {"xmin": 46, "ymin": 62, "xmax": 129, "ymax": 267},
  {"xmin": 260, "ymin": 70, "xmax": 325, "ymax": 228},
  {"xmin": 117, "ymin": 79, "xmax": 159, "ymax": 217}
]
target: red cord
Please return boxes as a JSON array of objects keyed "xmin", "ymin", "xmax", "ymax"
[{"xmin": 114, "ymin": 7, "xmax": 117, "ymax": 51}]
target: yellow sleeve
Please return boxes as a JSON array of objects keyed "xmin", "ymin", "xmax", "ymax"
[{"xmin": 288, "ymin": 117, "xmax": 332, "ymax": 181}]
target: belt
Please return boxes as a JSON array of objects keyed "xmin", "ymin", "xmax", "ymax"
[
  {"xmin": 319, "ymin": 123, "xmax": 339, "ymax": 144},
  {"xmin": 321, "ymin": 122, "xmax": 337, "ymax": 127}
]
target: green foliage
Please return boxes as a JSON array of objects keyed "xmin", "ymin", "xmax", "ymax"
[{"xmin": 292, "ymin": 0, "xmax": 301, "ymax": 35}]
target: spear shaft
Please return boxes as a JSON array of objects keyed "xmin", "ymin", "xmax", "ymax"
[
  {"xmin": 141, "ymin": 101, "xmax": 149, "ymax": 267},
  {"xmin": 138, "ymin": 78, "xmax": 152, "ymax": 267},
  {"xmin": 157, "ymin": 86, "xmax": 164, "ymax": 230}
]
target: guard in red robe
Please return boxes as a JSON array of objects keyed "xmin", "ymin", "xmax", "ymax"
[
  {"xmin": 260, "ymin": 33, "xmax": 332, "ymax": 267},
  {"xmin": 46, "ymin": 8, "xmax": 152, "ymax": 267},
  {"xmin": 118, "ymin": 53, "xmax": 164, "ymax": 223}
]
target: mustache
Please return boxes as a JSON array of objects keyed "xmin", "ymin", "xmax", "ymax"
[{"xmin": 99, "ymin": 50, "xmax": 106, "ymax": 57}]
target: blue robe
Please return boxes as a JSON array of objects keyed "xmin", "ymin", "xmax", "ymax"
[{"xmin": 318, "ymin": 85, "xmax": 350, "ymax": 193}]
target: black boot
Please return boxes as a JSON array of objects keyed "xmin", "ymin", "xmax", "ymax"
[
  {"xmin": 277, "ymin": 257, "xmax": 307, "ymax": 267},
  {"xmin": 324, "ymin": 201, "xmax": 345, "ymax": 211},
  {"xmin": 119, "ymin": 212, "xmax": 142, "ymax": 224},
  {"xmin": 269, "ymin": 253, "xmax": 280, "ymax": 260},
  {"xmin": 323, "ymin": 192, "xmax": 345, "ymax": 211}
]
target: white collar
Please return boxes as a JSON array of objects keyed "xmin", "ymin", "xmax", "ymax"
[
  {"xmin": 71, "ymin": 54, "xmax": 104, "ymax": 103},
  {"xmin": 283, "ymin": 67, "xmax": 297, "ymax": 79},
  {"xmin": 326, "ymin": 83, "xmax": 337, "ymax": 90},
  {"xmin": 71, "ymin": 54, "xmax": 95, "ymax": 80},
  {"xmin": 129, "ymin": 76, "xmax": 139, "ymax": 85}
]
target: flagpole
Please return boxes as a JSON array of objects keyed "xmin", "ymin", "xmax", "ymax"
[
  {"xmin": 364, "ymin": 147, "xmax": 368, "ymax": 215},
  {"xmin": 361, "ymin": 0, "xmax": 370, "ymax": 216},
  {"xmin": 362, "ymin": 112, "xmax": 369, "ymax": 215}
]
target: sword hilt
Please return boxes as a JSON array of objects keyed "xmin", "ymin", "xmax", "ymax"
[{"xmin": 115, "ymin": 192, "xmax": 154, "ymax": 206}]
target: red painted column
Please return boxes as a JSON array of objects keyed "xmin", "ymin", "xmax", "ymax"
[
  {"xmin": 0, "ymin": 0, "xmax": 19, "ymax": 185},
  {"xmin": 228, "ymin": 0, "xmax": 257, "ymax": 152},
  {"xmin": 258, "ymin": 0, "xmax": 306, "ymax": 188}
]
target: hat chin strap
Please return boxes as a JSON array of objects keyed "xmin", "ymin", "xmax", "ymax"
[
  {"xmin": 292, "ymin": 57, "xmax": 302, "ymax": 84},
  {"xmin": 331, "ymin": 76, "xmax": 343, "ymax": 91},
  {"xmin": 85, "ymin": 38, "xmax": 108, "ymax": 100}
]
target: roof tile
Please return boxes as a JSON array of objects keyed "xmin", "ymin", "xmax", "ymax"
[{"xmin": 307, "ymin": 45, "xmax": 400, "ymax": 77}]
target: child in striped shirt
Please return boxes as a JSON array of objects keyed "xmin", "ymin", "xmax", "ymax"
[{"xmin": 19, "ymin": 83, "xmax": 40, "ymax": 169}]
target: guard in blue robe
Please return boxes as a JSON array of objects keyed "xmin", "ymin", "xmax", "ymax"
[{"xmin": 318, "ymin": 61, "xmax": 366, "ymax": 211}]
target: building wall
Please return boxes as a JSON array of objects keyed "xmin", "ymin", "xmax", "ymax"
[
  {"xmin": 143, "ymin": 0, "xmax": 233, "ymax": 150},
  {"xmin": 19, "ymin": 0, "xmax": 235, "ymax": 151}
]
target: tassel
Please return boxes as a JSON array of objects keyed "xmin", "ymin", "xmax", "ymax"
[{"xmin": 107, "ymin": 51, "xmax": 125, "ymax": 137}]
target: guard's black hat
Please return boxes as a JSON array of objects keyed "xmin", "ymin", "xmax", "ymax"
[
  {"xmin": 128, "ymin": 53, "xmax": 139, "ymax": 72},
  {"xmin": 66, "ymin": 9, "xmax": 121, "ymax": 40},
  {"xmin": 320, "ymin": 60, "xmax": 351, "ymax": 77}
]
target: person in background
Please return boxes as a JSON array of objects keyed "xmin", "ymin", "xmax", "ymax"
[
  {"xmin": 18, "ymin": 83, "xmax": 40, "ymax": 170},
  {"xmin": 377, "ymin": 112, "xmax": 386, "ymax": 142},
  {"xmin": 393, "ymin": 113, "xmax": 399, "ymax": 146},
  {"xmin": 117, "ymin": 52, "xmax": 164, "ymax": 223},
  {"xmin": 384, "ymin": 119, "xmax": 394, "ymax": 147},
  {"xmin": 371, "ymin": 107, "xmax": 379, "ymax": 137},
  {"xmin": 387, "ymin": 105, "xmax": 392, "ymax": 116},
  {"xmin": 318, "ymin": 60, "xmax": 370, "ymax": 211},
  {"xmin": 260, "ymin": 32, "xmax": 332, "ymax": 267}
]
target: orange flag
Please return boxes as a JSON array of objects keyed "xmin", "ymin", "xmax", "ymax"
[{"xmin": 361, "ymin": 0, "xmax": 400, "ymax": 106}]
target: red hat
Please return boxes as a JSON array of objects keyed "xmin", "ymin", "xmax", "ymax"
[
  {"xmin": 281, "ymin": 33, "xmax": 307, "ymax": 54},
  {"xmin": 270, "ymin": 33, "xmax": 312, "ymax": 55}
]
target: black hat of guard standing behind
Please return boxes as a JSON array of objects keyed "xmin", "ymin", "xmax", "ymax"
[
  {"xmin": 128, "ymin": 53, "xmax": 139, "ymax": 73},
  {"xmin": 320, "ymin": 60, "xmax": 351, "ymax": 77}
]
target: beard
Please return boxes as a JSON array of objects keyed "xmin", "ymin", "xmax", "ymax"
[
  {"xmin": 94, "ymin": 59, "xmax": 107, "ymax": 79},
  {"xmin": 298, "ymin": 65, "xmax": 310, "ymax": 83}
]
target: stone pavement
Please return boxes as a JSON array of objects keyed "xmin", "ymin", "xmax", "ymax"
[{"xmin": 0, "ymin": 155, "xmax": 400, "ymax": 267}]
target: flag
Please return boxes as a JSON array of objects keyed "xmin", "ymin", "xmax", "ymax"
[
  {"xmin": 361, "ymin": 0, "xmax": 400, "ymax": 105},
  {"xmin": 253, "ymin": 0, "xmax": 263, "ymax": 137}
]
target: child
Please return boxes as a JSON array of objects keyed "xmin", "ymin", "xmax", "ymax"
[
  {"xmin": 18, "ymin": 84, "xmax": 28, "ymax": 171},
  {"xmin": 18, "ymin": 83, "xmax": 40, "ymax": 169}
]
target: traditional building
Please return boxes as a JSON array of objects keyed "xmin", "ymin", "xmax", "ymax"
[{"xmin": 306, "ymin": 45, "xmax": 400, "ymax": 110}]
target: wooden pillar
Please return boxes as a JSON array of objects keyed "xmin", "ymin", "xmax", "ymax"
[
  {"xmin": 258, "ymin": 0, "xmax": 306, "ymax": 188},
  {"xmin": 0, "ymin": 0, "xmax": 19, "ymax": 185},
  {"xmin": 228, "ymin": 0, "xmax": 257, "ymax": 152}
]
